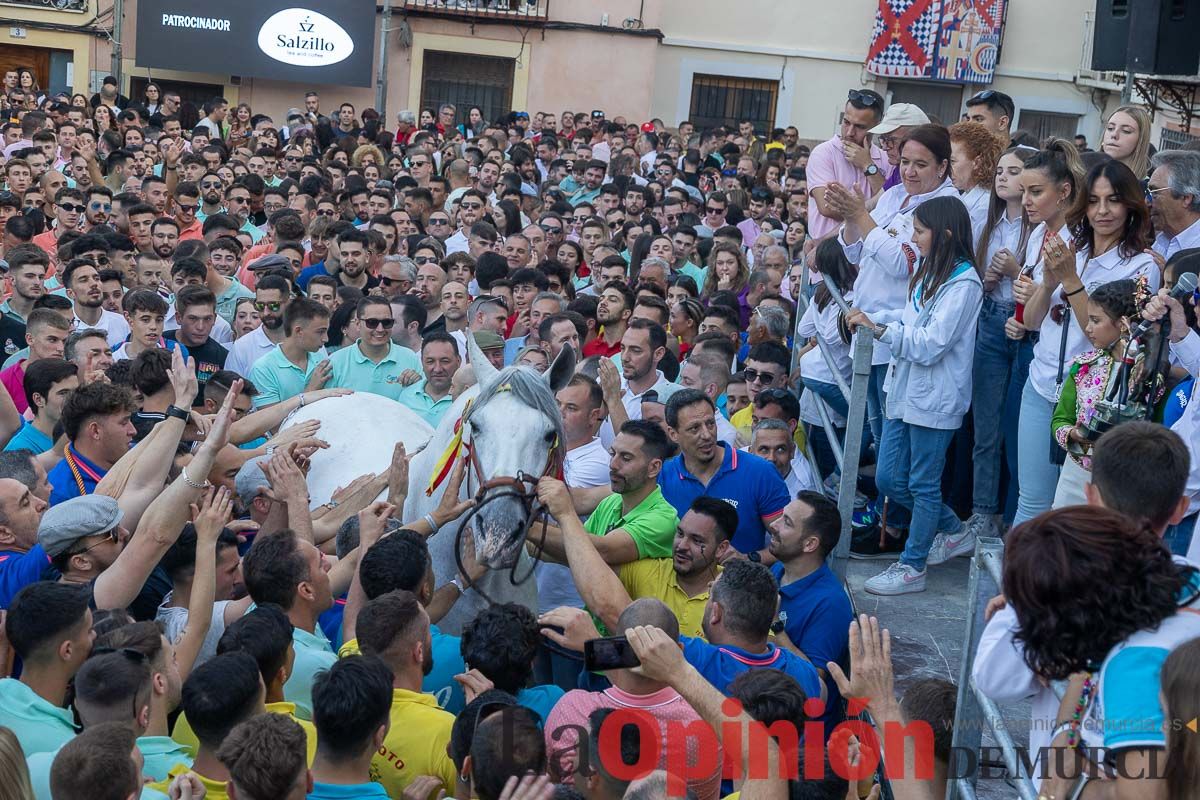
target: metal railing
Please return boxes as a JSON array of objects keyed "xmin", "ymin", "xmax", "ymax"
[
  {"xmin": 948, "ymin": 538, "xmax": 1066, "ymax": 800},
  {"xmin": 399, "ymin": 0, "xmax": 550, "ymax": 20},
  {"xmin": 792, "ymin": 264, "xmax": 874, "ymax": 579},
  {"xmin": 2, "ymin": 0, "xmax": 88, "ymax": 9}
]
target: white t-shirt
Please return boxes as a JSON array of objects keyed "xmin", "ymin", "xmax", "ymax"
[
  {"xmin": 1027, "ymin": 235, "xmax": 1160, "ymax": 402},
  {"xmin": 536, "ymin": 437, "xmax": 610, "ymax": 613},
  {"xmin": 74, "ymin": 307, "xmax": 131, "ymax": 349},
  {"xmin": 156, "ymin": 595, "xmax": 234, "ymax": 668}
]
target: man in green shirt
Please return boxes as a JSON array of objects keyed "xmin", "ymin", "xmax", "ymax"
[
  {"xmin": 539, "ymin": 419, "xmax": 678, "ymax": 567},
  {"xmin": 398, "ymin": 332, "xmax": 460, "ymax": 428},
  {"xmin": 0, "ymin": 582, "xmax": 91, "ymax": 756},
  {"xmin": 327, "ymin": 297, "xmax": 421, "ymax": 401},
  {"xmin": 250, "ymin": 298, "xmax": 330, "ymax": 408}
]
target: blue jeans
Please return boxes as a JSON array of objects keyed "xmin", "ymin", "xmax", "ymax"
[
  {"xmin": 1012, "ymin": 376, "xmax": 1061, "ymax": 526},
  {"xmin": 875, "ymin": 416, "xmax": 962, "ymax": 571},
  {"xmin": 1002, "ymin": 337, "xmax": 1036, "ymax": 524},
  {"xmin": 971, "ymin": 298, "xmax": 1020, "ymax": 515},
  {"xmin": 803, "ymin": 377, "xmax": 849, "ymax": 478},
  {"xmin": 1164, "ymin": 513, "xmax": 1198, "ymax": 556},
  {"xmin": 867, "ymin": 363, "xmax": 888, "ymax": 446}
]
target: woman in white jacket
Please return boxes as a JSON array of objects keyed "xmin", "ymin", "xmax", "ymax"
[{"xmin": 846, "ymin": 196, "xmax": 983, "ymax": 596}]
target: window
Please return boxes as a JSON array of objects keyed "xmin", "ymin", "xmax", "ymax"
[
  {"xmin": 688, "ymin": 75, "xmax": 778, "ymax": 136},
  {"xmin": 129, "ymin": 77, "xmax": 224, "ymax": 110},
  {"xmin": 886, "ymin": 82, "xmax": 963, "ymax": 127},
  {"xmin": 1018, "ymin": 111, "xmax": 1080, "ymax": 144},
  {"xmin": 420, "ymin": 51, "xmax": 514, "ymax": 128}
]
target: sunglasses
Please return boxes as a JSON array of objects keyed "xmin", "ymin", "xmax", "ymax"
[
  {"xmin": 1142, "ymin": 178, "xmax": 1171, "ymax": 205},
  {"xmin": 71, "ymin": 527, "xmax": 120, "ymax": 555},
  {"xmin": 460, "ymin": 202, "xmax": 483, "ymax": 210},
  {"xmin": 414, "ymin": 255, "xmax": 439, "ymax": 266},
  {"xmin": 410, "ymin": 160, "xmax": 430, "ymax": 168},
  {"xmin": 429, "ymin": 217, "xmax": 450, "ymax": 225},
  {"xmin": 284, "ymin": 155, "xmax": 301, "ymax": 162},
  {"xmin": 316, "ymin": 209, "xmax": 338, "ymax": 216},
  {"xmin": 742, "ymin": 368, "xmax": 782, "ymax": 385},
  {"xmin": 361, "ymin": 317, "xmax": 395, "ymax": 330},
  {"xmin": 176, "ymin": 203, "xmax": 198, "ymax": 213},
  {"xmin": 1050, "ymin": 302, "xmax": 1069, "ymax": 325},
  {"xmin": 540, "ymin": 224, "xmax": 562, "ymax": 233},
  {"xmin": 705, "ymin": 206, "xmax": 726, "ymax": 214},
  {"xmin": 379, "ymin": 276, "xmax": 408, "ymax": 287},
  {"xmin": 254, "ymin": 301, "xmax": 283, "ymax": 312},
  {"xmin": 58, "ymin": 203, "xmax": 85, "ymax": 214},
  {"xmin": 970, "ymin": 89, "xmax": 998, "ymax": 102},
  {"xmin": 847, "ymin": 89, "xmax": 880, "ymax": 106}
]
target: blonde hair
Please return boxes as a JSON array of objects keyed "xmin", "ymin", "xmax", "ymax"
[
  {"xmin": 0, "ymin": 728, "xmax": 34, "ymax": 800},
  {"xmin": 1106, "ymin": 105, "xmax": 1152, "ymax": 179}
]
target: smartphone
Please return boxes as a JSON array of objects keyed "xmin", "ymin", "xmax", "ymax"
[{"xmin": 584, "ymin": 636, "xmax": 640, "ymax": 671}]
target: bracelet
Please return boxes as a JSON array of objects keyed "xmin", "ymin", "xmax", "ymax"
[
  {"xmin": 1063, "ymin": 285, "xmax": 1086, "ymax": 298},
  {"xmin": 423, "ymin": 512, "xmax": 440, "ymax": 534},
  {"xmin": 181, "ymin": 467, "xmax": 211, "ymax": 490},
  {"xmin": 165, "ymin": 404, "xmax": 189, "ymax": 422},
  {"xmin": 450, "ymin": 577, "xmax": 465, "ymax": 595}
]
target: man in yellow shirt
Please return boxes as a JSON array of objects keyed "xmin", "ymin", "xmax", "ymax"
[
  {"xmin": 356, "ymin": 589, "xmax": 459, "ymax": 797},
  {"xmin": 729, "ymin": 343, "xmax": 806, "ymax": 454},
  {"xmin": 170, "ymin": 606, "xmax": 318, "ymax": 764},
  {"xmin": 150, "ymin": 651, "xmax": 266, "ymax": 800},
  {"xmin": 540, "ymin": 484, "xmax": 736, "ymax": 639}
]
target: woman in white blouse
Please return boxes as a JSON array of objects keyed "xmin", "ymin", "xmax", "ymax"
[
  {"xmin": 1011, "ymin": 152, "xmax": 1159, "ymax": 525},
  {"xmin": 825, "ymin": 125, "xmax": 962, "ymax": 447}
]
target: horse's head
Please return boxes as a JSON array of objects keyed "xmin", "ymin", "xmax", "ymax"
[{"xmin": 462, "ymin": 334, "xmax": 575, "ymax": 569}]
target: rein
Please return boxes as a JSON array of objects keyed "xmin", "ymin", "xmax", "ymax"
[{"xmin": 430, "ymin": 383, "xmax": 564, "ymax": 606}]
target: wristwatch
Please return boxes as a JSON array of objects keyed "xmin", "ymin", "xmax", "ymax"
[
  {"xmin": 165, "ymin": 405, "xmax": 190, "ymax": 422},
  {"xmin": 747, "ymin": 550, "xmax": 762, "ymax": 563},
  {"xmin": 864, "ymin": 163, "xmax": 880, "ymax": 177}
]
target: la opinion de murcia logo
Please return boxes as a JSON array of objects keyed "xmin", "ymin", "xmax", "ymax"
[{"xmin": 258, "ymin": 8, "xmax": 354, "ymax": 66}]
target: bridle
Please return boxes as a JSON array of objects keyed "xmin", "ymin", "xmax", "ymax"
[{"xmin": 448, "ymin": 395, "xmax": 565, "ymax": 605}]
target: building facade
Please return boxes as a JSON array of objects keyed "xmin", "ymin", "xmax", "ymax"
[{"xmin": 3, "ymin": 0, "xmax": 1196, "ymax": 147}]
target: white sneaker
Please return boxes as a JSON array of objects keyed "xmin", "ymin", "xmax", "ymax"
[
  {"xmin": 864, "ymin": 562, "xmax": 926, "ymax": 595},
  {"xmin": 926, "ymin": 524, "xmax": 976, "ymax": 567}
]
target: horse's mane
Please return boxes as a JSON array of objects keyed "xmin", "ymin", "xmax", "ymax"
[{"xmin": 467, "ymin": 365, "xmax": 565, "ymax": 447}]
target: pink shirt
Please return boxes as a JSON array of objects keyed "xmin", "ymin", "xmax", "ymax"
[
  {"xmin": 0, "ymin": 361, "xmax": 28, "ymax": 415},
  {"xmin": 805, "ymin": 135, "xmax": 889, "ymax": 240},
  {"xmin": 544, "ymin": 684, "xmax": 721, "ymax": 800}
]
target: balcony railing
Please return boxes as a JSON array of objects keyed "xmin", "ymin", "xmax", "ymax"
[
  {"xmin": 399, "ymin": 0, "xmax": 549, "ymax": 21},
  {"xmin": 2, "ymin": 0, "xmax": 88, "ymax": 10}
]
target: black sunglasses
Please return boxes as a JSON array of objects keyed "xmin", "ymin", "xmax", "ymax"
[
  {"xmin": 361, "ymin": 317, "xmax": 395, "ymax": 330},
  {"xmin": 847, "ymin": 89, "xmax": 881, "ymax": 107}
]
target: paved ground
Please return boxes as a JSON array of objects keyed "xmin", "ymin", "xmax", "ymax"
[{"xmin": 843, "ymin": 555, "xmax": 1031, "ymax": 800}]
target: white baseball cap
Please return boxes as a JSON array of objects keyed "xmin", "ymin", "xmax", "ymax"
[{"xmin": 869, "ymin": 103, "xmax": 931, "ymax": 135}]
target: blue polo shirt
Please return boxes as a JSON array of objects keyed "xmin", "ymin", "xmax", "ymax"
[
  {"xmin": 48, "ymin": 446, "xmax": 107, "ymax": 506},
  {"xmin": 680, "ymin": 636, "xmax": 824, "ymax": 708},
  {"xmin": 658, "ymin": 443, "xmax": 790, "ymax": 554},
  {"xmin": 0, "ymin": 545, "xmax": 50, "ymax": 609},
  {"xmin": 772, "ymin": 561, "xmax": 854, "ymax": 727},
  {"xmin": 308, "ymin": 782, "xmax": 389, "ymax": 800},
  {"xmin": 4, "ymin": 419, "xmax": 52, "ymax": 454},
  {"xmin": 397, "ymin": 379, "xmax": 455, "ymax": 428},
  {"xmin": 326, "ymin": 340, "xmax": 421, "ymax": 401}
]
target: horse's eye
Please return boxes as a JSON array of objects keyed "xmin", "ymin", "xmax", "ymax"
[{"xmin": 544, "ymin": 431, "xmax": 556, "ymax": 444}]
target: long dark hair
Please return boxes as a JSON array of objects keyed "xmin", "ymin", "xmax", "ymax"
[
  {"xmin": 1004, "ymin": 506, "xmax": 1197, "ymax": 680},
  {"xmin": 975, "ymin": 145, "xmax": 1036, "ymax": 268},
  {"xmin": 493, "ymin": 199, "xmax": 522, "ymax": 237},
  {"xmin": 1162, "ymin": 638, "xmax": 1200, "ymax": 800},
  {"xmin": 812, "ymin": 237, "xmax": 857, "ymax": 312},
  {"xmin": 909, "ymin": 196, "xmax": 977, "ymax": 302},
  {"xmin": 1068, "ymin": 159, "xmax": 1152, "ymax": 259}
]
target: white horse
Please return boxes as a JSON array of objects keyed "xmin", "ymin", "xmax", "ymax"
[{"xmin": 289, "ymin": 336, "xmax": 574, "ymax": 634}]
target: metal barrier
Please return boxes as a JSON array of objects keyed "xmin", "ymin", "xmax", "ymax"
[
  {"xmin": 791, "ymin": 266, "xmax": 874, "ymax": 579},
  {"xmin": 948, "ymin": 537, "xmax": 1064, "ymax": 800}
]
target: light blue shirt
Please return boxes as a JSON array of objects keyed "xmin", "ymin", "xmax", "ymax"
[
  {"xmin": 4, "ymin": 420, "xmax": 53, "ymax": 454},
  {"xmin": 397, "ymin": 378, "xmax": 454, "ymax": 428},
  {"xmin": 249, "ymin": 347, "xmax": 325, "ymax": 408},
  {"xmin": 308, "ymin": 782, "xmax": 389, "ymax": 799},
  {"xmin": 26, "ymin": 736, "xmax": 186, "ymax": 800},
  {"xmin": 327, "ymin": 341, "xmax": 420, "ymax": 401},
  {"xmin": 284, "ymin": 625, "xmax": 337, "ymax": 720},
  {"xmin": 0, "ymin": 678, "xmax": 76, "ymax": 756}
]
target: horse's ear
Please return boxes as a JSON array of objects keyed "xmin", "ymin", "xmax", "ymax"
[
  {"xmin": 466, "ymin": 330, "xmax": 500, "ymax": 387},
  {"xmin": 546, "ymin": 343, "xmax": 576, "ymax": 392}
]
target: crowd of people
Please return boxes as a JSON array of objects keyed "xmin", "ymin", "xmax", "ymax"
[{"xmin": 0, "ymin": 68, "xmax": 1199, "ymax": 798}]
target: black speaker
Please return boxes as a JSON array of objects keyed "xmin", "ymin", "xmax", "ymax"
[
  {"xmin": 1129, "ymin": 0, "xmax": 1200, "ymax": 75},
  {"xmin": 1092, "ymin": 0, "xmax": 1200, "ymax": 75},
  {"xmin": 1091, "ymin": 0, "xmax": 1130, "ymax": 71}
]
